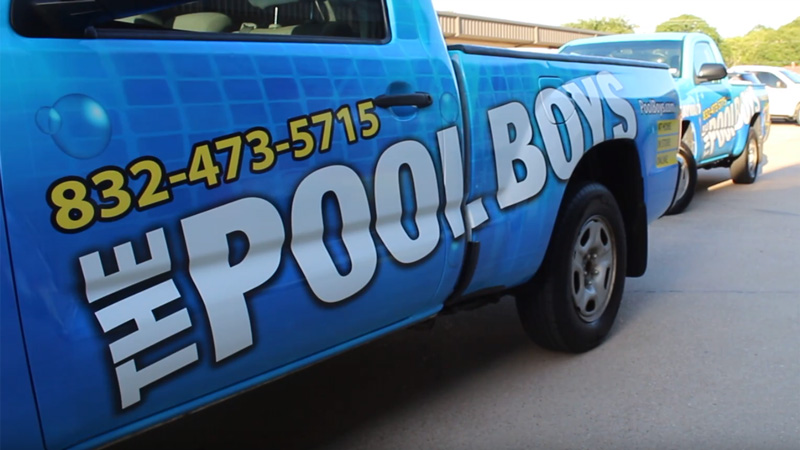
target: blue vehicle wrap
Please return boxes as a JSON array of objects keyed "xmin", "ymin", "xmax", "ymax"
[
  {"xmin": 0, "ymin": 184, "xmax": 45, "ymax": 449},
  {"xmin": 561, "ymin": 33, "xmax": 770, "ymax": 203},
  {"xmin": 0, "ymin": 0, "xmax": 680, "ymax": 447},
  {"xmin": 449, "ymin": 49, "xmax": 679, "ymax": 294}
]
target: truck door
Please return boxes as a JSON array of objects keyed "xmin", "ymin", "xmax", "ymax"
[
  {"xmin": 0, "ymin": 0, "xmax": 462, "ymax": 447},
  {"xmin": 691, "ymin": 41, "xmax": 735, "ymax": 161}
]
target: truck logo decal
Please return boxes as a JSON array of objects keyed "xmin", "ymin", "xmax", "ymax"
[
  {"xmin": 701, "ymin": 87, "xmax": 761, "ymax": 156},
  {"xmin": 638, "ymin": 100, "xmax": 678, "ymax": 115},
  {"xmin": 45, "ymin": 99, "xmax": 382, "ymax": 234},
  {"xmin": 70, "ymin": 72, "xmax": 644, "ymax": 411}
]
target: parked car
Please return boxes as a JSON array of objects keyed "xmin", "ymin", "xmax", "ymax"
[
  {"xmin": 730, "ymin": 65, "xmax": 800, "ymax": 124},
  {"xmin": 561, "ymin": 33, "xmax": 771, "ymax": 215}
]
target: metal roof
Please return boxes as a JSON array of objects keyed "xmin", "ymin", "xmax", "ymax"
[{"xmin": 436, "ymin": 11, "xmax": 612, "ymax": 49}]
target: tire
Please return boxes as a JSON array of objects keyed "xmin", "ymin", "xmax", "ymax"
[
  {"xmin": 516, "ymin": 183, "xmax": 627, "ymax": 353},
  {"xmin": 730, "ymin": 128, "xmax": 759, "ymax": 184},
  {"xmin": 794, "ymin": 104, "xmax": 800, "ymax": 125},
  {"xmin": 665, "ymin": 141, "xmax": 697, "ymax": 215}
]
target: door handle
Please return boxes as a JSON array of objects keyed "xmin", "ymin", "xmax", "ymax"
[{"xmin": 374, "ymin": 92, "xmax": 433, "ymax": 109}]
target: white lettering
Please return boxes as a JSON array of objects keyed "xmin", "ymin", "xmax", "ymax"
[
  {"xmin": 487, "ymin": 102, "xmax": 547, "ymax": 209},
  {"xmin": 437, "ymin": 127, "xmax": 466, "ymax": 239},
  {"xmin": 596, "ymin": 72, "xmax": 638, "ymax": 139},
  {"xmin": 535, "ymin": 88, "xmax": 585, "ymax": 180},
  {"xmin": 81, "ymin": 230, "xmax": 197, "ymax": 409},
  {"xmin": 375, "ymin": 140, "xmax": 441, "ymax": 264},
  {"xmin": 79, "ymin": 229, "xmax": 171, "ymax": 303},
  {"xmin": 291, "ymin": 165, "xmax": 377, "ymax": 303},
  {"xmin": 182, "ymin": 197, "xmax": 284, "ymax": 361},
  {"xmin": 95, "ymin": 280, "xmax": 191, "ymax": 364},
  {"xmin": 564, "ymin": 79, "xmax": 605, "ymax": 146},
  {"xmin": 115, "ymin": 345, "xmax": 198, "ymax": 409},
  {"xmin": 96, "ymin": 280, "xmax": 198, "ymax": 409},
  {"xmin": 700, "ymin": 87, "xmax": 761, "ymax": 154}
]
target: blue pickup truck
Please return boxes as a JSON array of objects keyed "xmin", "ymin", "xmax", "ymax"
[
  {"xmin": 1, "ymin": 0, "xmax": 680, "ymax": 448},
  {"xmin": 561, "ymin": 32, "xmax": 771, "ymax": 214}
]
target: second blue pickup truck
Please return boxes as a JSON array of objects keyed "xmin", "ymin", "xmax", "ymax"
[
  {"xmin": 562, "ymin": 32, "xmax": 771, "ymax": 214},
  {"xmin": 1, "ymin": 0, "xmax": 681, "ymax": 448}
]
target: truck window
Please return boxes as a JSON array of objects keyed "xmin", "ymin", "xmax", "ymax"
[
  {"xmin": 11, "ymin": 0, "xmax": 388, "ymax": 41},
  {"xmin": 561, "ymin": 41, "xmax": 682, "ymax": 77},
  {"xmin": 692, "ymin": 42, "xmax": 718, "ymax": 76}
]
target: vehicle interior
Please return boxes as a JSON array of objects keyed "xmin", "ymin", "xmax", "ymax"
[
  {"xmin": 112, "ymin": 0, "xmax": 386, "ymax": 39},
  {"xmin": 12, "ymin": 0, "xmax": 387, "ymax": 39}
]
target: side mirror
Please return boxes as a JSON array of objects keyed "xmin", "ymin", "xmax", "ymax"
[
  {"xmin": 696, "ymin": 63, "xmax": 728, "ymax": 84},
  {"xmin": 776, "ymin": 80, "xmax": 786, "ymax": 89}
]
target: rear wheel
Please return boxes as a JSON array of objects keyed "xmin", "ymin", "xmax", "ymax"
[
  {"xmin": 794, "ymin": 103, "xmax": 800, "ymax": 125},
  {"xmin": 666, "ymin": 142, "xmax": 697, "ymax": 215},
  {"xmin": 730, "ymin": 128, "xmax": 759, "ymax": 184},
  {"xmin": 516, "ymin": 183, "xmax": 626, "ymax": 353}
]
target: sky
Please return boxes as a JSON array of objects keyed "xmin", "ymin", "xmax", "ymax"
[{"xmin": 430, "ymin": 0, "xmax": 800, "ymax": 38}]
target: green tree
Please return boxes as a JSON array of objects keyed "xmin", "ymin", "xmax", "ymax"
[
  {"xmin": 563, "ymin": 17, "xmax": 636, "ymax": 34},
  {"xmin": 724, "ymin": 16, "xmax": 800, "ymax": 66},
  {"xmin": 656, "ymin": 14, "xmax": 723, "ymax": 45}
]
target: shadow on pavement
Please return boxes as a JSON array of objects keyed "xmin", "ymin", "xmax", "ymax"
[{"xmin": 110, "ymin": 300, "xmax": 555, "ymax": 450}]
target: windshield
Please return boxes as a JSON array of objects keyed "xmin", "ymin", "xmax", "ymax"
[
  {"xmin": 562, "ymin": 40, "xmax": 683, "ymax": 77},
  {"xmin": 780, "ymin": 69, "xmax": 800, "ymax": 84}
]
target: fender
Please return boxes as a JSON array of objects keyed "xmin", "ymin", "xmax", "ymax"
[{"xmin": 0, "ymin": 180, "xmax": 45, "ymax": 450}]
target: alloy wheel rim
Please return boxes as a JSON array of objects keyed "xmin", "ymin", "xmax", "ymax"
[{"xmin": 570, "ymin": 215, "xmax": 617, "ymax": 323}]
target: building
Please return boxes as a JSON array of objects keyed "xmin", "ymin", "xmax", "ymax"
[{"xmin": 437, "ymin": 12, "xmax": 609, "ymax": 50}]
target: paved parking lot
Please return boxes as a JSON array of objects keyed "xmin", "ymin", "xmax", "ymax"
[{"xmin": 116, "ymin": 123, "xmax": 799, "ymax": 450}]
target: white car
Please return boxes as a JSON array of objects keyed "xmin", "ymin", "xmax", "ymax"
[{"xmin": 731, "ymin": 65, "xmax": 800, "ymax": 124}]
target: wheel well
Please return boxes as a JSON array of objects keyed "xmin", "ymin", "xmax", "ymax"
[
  {"xmin": 566, "ymin": 139, "xmax": 647, "ymax": 277},
  {"xmin": 681, "ymin": 120, "xmax": 691, "ymax": 134},
  {"xmin": 681, "ymin": 120, "xmax": 695, "ymax": 149}
]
